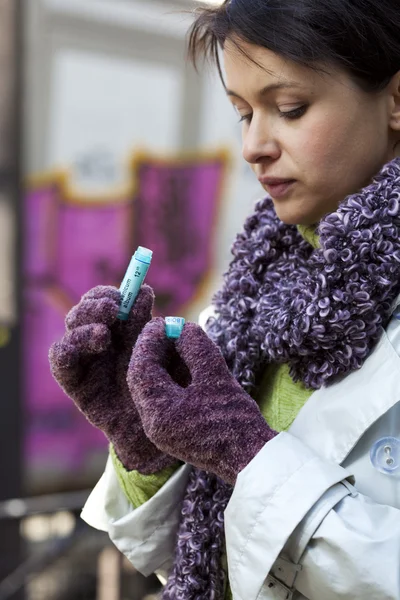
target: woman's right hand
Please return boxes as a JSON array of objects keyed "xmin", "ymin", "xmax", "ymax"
[{"xmin": 48, "ymin": 284, "xmax": 178, "ymax": 474}]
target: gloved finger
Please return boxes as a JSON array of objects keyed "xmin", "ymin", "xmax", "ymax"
[
  {"xmin": 127, "ymin": 317, "xmax": 180, "ymax": 399},
  {"xmin": 122, "ymin": 284, "xmax": 155, "ymax": 344},
  {"xmin": 81, "ymin": 285, "xmax": 121, "ymax": 303},
  {"xmin": 175, "ymin": 322, "xmax": 232, "ymax": 384},
  {"xmin": 49, "ymin": 324, "xmax": 111, "ymax": 378},
  {"xmin": 66, "ymin": 295, "xmax": 120, "ymax": 331}
]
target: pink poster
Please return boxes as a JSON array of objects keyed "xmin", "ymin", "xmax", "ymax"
[{"xmin": 24, "ymin": 152, "xmax": 227, "ymax": 490}]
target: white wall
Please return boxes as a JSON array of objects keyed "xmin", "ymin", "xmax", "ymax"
[{"xmin": 47, "ymin": 49, "xmax": 183, "ymax": 191}]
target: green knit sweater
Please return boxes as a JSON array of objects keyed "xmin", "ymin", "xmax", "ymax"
[{"xmin": 110, "ymin": 224, "xmax": 318, "ymax": 595}]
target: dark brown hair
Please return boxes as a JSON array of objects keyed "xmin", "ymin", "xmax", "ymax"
[{"xmin": 188, "ymin": 0, "xmax": 400, "ymax": 92}]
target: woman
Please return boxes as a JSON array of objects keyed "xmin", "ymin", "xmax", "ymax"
[{"xmin": 49, "ymin": 0, "xmax": 400, "ymax": 598}]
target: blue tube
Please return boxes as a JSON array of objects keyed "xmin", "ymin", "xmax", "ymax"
[
  {"xmin": 117, "ymin": 246, "xmax": 153, "ymax": 321},
  {"xmin": 165, "ymin": 316, "xmax": 185, "ymax": 339}
]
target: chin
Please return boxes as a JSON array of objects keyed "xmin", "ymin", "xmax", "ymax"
[
  {"xmin": 272, "ymin": 198, "xmax": 328, "ymax": 226},
  {"xmin": 272, "ymin": 205, "xmax": 317, "ymax": 226}
]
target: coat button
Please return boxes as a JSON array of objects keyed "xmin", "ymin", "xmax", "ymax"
[{"xmin": 370, "ymin": 437, "xmax": 400, "ymax": 475}]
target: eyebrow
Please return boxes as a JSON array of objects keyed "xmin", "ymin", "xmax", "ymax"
[{"xmin": 226, "ymin": 81, "xmax": 304, "ymax": 100}]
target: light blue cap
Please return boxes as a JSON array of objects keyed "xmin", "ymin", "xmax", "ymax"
[
  {"xmin": 165, "ymin": 316, "xmax": 185, "ymax": 339},
  {"xmin": 370, "ymin": 436, "xmax": 400, "ymax": 476},
  {"xmin": 134, "ymin": 246, "xmax": 153, "ymax": 263}
]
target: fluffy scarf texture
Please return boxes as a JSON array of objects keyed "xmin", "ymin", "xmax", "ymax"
[{"xmin": 162, "ymin": 157, "xmax": 400, "ymax": 599}]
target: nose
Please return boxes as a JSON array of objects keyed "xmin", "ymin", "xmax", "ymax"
[{"xmin": 242, "ymin": 115, "xmax": 281, "ymax": 165}]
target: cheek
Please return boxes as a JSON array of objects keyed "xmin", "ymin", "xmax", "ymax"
[
  {"xmin": 295, "ymin": 110, "xmax": 375, "ymax": 190},
  {"xmin": 296, "ymin": 115, "xmax": 349, "ymax": 175},
  {"xmin": 294, "ymin": 105, "xmax": 388, "ymax": 213}
]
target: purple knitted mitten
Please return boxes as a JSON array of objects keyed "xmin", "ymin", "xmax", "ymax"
[
  {"xmin": 49, "ymin": 285, "xmax": 178, "ymax": 474},
  {"xmin": 127, "ymin": 318, "xmax": 277, "ymax": 485}
]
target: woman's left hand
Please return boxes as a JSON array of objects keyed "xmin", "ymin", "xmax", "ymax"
[{"xmin": 127, "ymin": 318, "xmax": 276, "ymax": 485}]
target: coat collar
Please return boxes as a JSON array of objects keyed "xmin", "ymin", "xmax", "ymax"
[{"xmin": 289, "ymin": 311, "xmax": 400, "ymax": 464}]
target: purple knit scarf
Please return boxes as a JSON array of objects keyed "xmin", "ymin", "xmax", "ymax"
[{"xmin": 163, "ymin": 157, "xmax": 400, "ymax": 599}]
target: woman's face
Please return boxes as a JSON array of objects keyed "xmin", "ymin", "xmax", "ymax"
[{"xmin": 223, "ymin": 39, "xmax": 400, "ymax": 225}]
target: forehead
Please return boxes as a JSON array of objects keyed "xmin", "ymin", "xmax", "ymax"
[{"xmin": 223, "ymin": 38, "xmax": 330, "ymax": 94}]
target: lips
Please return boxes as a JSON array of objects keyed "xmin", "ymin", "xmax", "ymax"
[
  {"xmin": 258, "ymin": 177, "xmax": 295, "ymax": 185},
  {"xmin": 259, "ymin": 179, "xmax": 296, "ymax": 199}
]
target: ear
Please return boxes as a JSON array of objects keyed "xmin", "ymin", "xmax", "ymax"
[{"xmin": 388, "ymin": 70, "xmax": 400, "ymax": 133}]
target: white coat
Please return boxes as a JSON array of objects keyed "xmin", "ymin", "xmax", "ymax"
[{"xmin": 81, "ymin": 302, "xmax": 400, "ymax": 600}]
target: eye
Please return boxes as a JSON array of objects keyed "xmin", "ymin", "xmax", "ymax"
[
  {"xmin": 238, "ymin": 113, "xmax": 252, "ymax": 124},
  {"xmin": 279, "ymin": 105, "xmax": 307, "ymax": 120}
]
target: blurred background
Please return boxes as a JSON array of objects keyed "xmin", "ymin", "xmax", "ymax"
[{"xmin": 0, "ymin": 0, "xmax": 264, "ymax": 598}]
